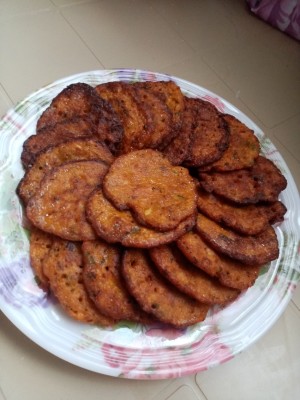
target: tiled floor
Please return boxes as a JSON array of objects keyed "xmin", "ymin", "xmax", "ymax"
[{"xmin": 0, "ymin": 1, "xmax": 300, "ymax": 399}]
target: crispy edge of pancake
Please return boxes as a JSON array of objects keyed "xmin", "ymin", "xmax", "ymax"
[
  {"xmin": 122, "ymin": 249, "xmax": 209, "ymax": 328},
  {"xmin": 149, "ymin": 244, "xmax": 240, "ymax": 304},
  {"xmin": 17, "ymin": 138, "xmax": 114, "ymax": 205},
  {"xmin": 26, "ymin": 160, "xmax": 108, "ymax": 241},
  {"xmin": 196, "ymin": 213, "xmax": 279, "ymax": 265},
  {"xmin": 177, "ymin": 231, "xmax": 260, "ymax": 290},
  {"xmin": 42, "ymin": 238, "xmax": 114, "ymax": 326},
  {"xmin": 86, "ymin": 188, "xmax": 196, "ymax": 247},
  {"xmin": 82, "ymin": 240, "xmax": 153, "ymax": 323},
  {"xmin": 103, "ymin": 149, "xmax": 197, "ymax": 232}
]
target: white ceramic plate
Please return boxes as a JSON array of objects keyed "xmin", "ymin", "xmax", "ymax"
[{"xmin": 0, "ymin": 69, "xmax": 299, "ymax": 379}]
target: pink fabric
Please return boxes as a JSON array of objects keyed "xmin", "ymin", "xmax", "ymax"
[{"xmin": 247, "ymin": 0, "xmax": 300, "ymax": 40}]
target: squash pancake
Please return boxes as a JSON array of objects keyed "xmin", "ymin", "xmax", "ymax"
[
  {"xmin": 86, "ymin": 189, "xmax": 196, "ymax": 247},
  {"xmin": 43, "ymin": 238, "xmax": 114, "ymax": 325},
  {"xmin": 177, "ymin": 231, "xmax": 260, "ymax": 290},
  {"xmin": 200, "ymin": 114, "xmax": 260, "ymax": 171},
  {"xmin": 18, "ymin": 138, "xmax": 114, "ymax": 205},
  {"xmin": 122, "ymin": 249, "xmax": 209, "ymax": 328},
  {"xmin": 82, "ymin": 240, "xmax": 153, "ymax": 322},
  {"xmin": 36, "ymin": 83, "xmax": 106, "ymax": 131},
  {"xmin": 196, "ymin": 189, "xmax": 286, "ymax": 235},
  {"xmin": 184, "ymin": 98, "xmax": 229, "ymax": 167},
  {"xmin": 29, "ymin": 227, "xmax": 54, "ymax": 291},
  {"xmin": 196, "ymin": 213, "xmax": 279, "ymax": 265},
  {"xmin": 26, "ymin": 160, "xmax": 108, "ymax": 241},
  {"xmin": 199, "ymin": 156, "xmax": 287, "ymax": 204},
  {"xmin": 103, "ymin": 149, "xmax": 197, "ymax": 231},
  {"xmin": 149, "ymin": 245, "xmax": 240, "ymax": 304}
]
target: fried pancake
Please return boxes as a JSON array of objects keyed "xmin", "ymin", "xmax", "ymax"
[
  {"xmin": 196, "ymin": 213, "xmax": 279, "ymax": 265},
  {"xmin": 200, "ymin": 156, "xmax": 287, "ymax": 204},
  {"xmin": 122, "ymin": 249, "xmax": 209, "ymax": 328},
  {"xmin": 36, "ymin": 83, "xmax": 105, "ymax": 131},
  {"xmin": 26, "ymin": 160, "xmax": 108, "ymax": 241},
  {"xmin": 82, "ymin": 240, "xmax": 152, "ymax": 323},
  {"xmin": 95, "ymin": 82, "xmax": 147, "ymax": 154},
  {"xmin": 196, "ymin": 189, "xmax": 286, "ymax": 235},
  {"xmin": 162, "ymin": 96, "xmax": 196, "ymax": 165},
  {"xmin": 86, "ymin": 189, "xmax": 196, "ymax": 247},
  {"xmin": 29, "ymin": 227, "xmax": 54, "ymax": 291},
  {"xmin": 200, "ymin": 114, "xmax": 260, "ymax": 171},
  {"xmin": 43, "ymin": 238, "xmax": 114, "ymax": 325},
  {"xmin": 177, "ymin": 231, "xmax": 260, "ymax": 290},
  {"xmin": 184, "ymin": 98, "xmax": 229, "ymax": 167},
  {"xmin": 18, "ymin": 138, "xmax": 114, "ymax": 205},
  {"xmin": 136, "ymin": 80, "xmax": 185, "ymax": 134},
  {"xmin": 103, "ymin": 149, "xmax": 197, "ymax": 231},
  {"xmin": 128, "ymin": 84, "xmax": 173, "ymax": 150},
  {"xmin": 150, "ymin": 245, "xmax": 240, "ymax": 304},
  {"xmin": 21, "ymin": 117, "xmax": 96, "ymax": 170}
]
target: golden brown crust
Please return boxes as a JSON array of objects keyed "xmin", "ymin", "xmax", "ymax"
[
  {"xmin": 149, "ymin": 245, "xmax": 240, "ymax": 303},
  {"xmin": 17, "ymin": 138, "xmax": 114, "ymax": 205},
  {"xmin": 200, "ymin": 113, "xmax": 260, "ymax": 172},
  {"xmin": 86, "ymin": 188, "xmax": 196, "ymax": 247},
  {"xmin": 103, "ymin": 149, "xmax": 197, "ymax": 231},
  {"xmin": 26, "ymin": 160, "xmax": 108, "ymax": 241},
  {"xmin": 177, "ymin": 231, "xmax": 260, "ymax": 290},
  {"xmin": 82, "ymin": 240, "xmax": 153, "ymax": 322},
  {"xmin": 196, "ymin": 213, "xmax": 279, "ymax": 265},
  {"xmin": 122, "ymin": 249, "xmax": 209, "ymax": 328},
  {"xmin": 42, "ymin": 238, "xmax": 114, "ymax": 325},
  {"xmin": 199, "ymin": 156, "xmax": 287, "ymax": 204}
]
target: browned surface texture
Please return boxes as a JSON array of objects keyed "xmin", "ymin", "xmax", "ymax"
[
  {"xmin": 87, "ymin": 189, "xmax": 196, "ymax": 247},
  {"xmin": 177, "ymin": 231, "xmax": 260, "ymax": 290},
  {"xmin": 29, "ymin": 227, "xmax": 54, "ymax": 291},
  {"xmin": 196, "ymin": 189, "xmax": 286, "ymax": 235},
  {"xmin": 103, "ymin": 149, "xmax": 197, "ymax": 231},
  {"xmin": 26, "ymin": 160, "xmax": 108, "ymax": 241},
  {"xmin": 122, "ymin": 249, "xmax": 209, "ymax": 328},
  {"xmin": 185, "ymin": 98, "xmax": 229, "ymax": 167},
  {"xmin": 18, "ymin": 138, "xmax": 114, "ymax": 205},
  {"xmin": 42, "ymin": 239, "xmax": 114, "ymax": 325},
  {"xmin": 149, "ymin": 245, "xmax": 239, "ymax": 303},
  {"xmin": 200, "ymin": 113, "xmax": 260, "ymax": 171},
  {"xmin": 196, "ymin": 213, "xmax": 279, "ymax": 265},
  {"xmin": 82, "ymin": 240, "xmax": 152, "ymax": 322},
  {"xmin": 200, "ymin": 156, "xmax": 287, "ymax": 204}
]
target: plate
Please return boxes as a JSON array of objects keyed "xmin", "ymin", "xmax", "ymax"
[{"xmin": 0, "ymin": 69, "xmax": 299, "ymax": 379}]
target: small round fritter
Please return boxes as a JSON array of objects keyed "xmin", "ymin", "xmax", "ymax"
[
  {"xmin": 82, "ymin": 240, "xmax": 152, "ymax": 323},
  {"xmin": 122, "ymin": 249, "xmax": 209, "ymax": 328},
  {"xmin": 43, "ymin": 238, "xmax": 114, "ymax": 325},
  {"xmin": 200, "ymin": 156, "xmax": 287, "ymax": 204},
  {"xmin": 95, "ymin": 82, "xmax": 147, "ymax": 154},
  {"xmin": 196, "ymin": 189, "xmax": 286, "ymax": 235},
  {"xmin": 36, "ymin": 83, "xmax": 105, "ymax": 132},
  {"xmin": 26, "ymin": 160, "xmax": 108, "ymax": 241},
  {"xmin": 103, "ymin": 149, "xmax": 197, "ymax": 232},
  {"xmin": 18, "ymin": 138, "xmax": 114, "ymax": 205},
  {"xmin": 184, "ymin": 98, "xmax": 229, "ymax": 167},
  {"xmin": 86, "ymin": 189, "xmax": 196, "ymax": 248},
  {"xmin": 200, "ymin": 114, "xmax": 260, "ymax": 172},
  {"xmin": 149, "ymin": 245, "xmax": 240, "ymax": 304},
  {"xmin": 21, "ymin": 117, "xmax": 96, "ymax": 170},
  {"xmin": 162, "ymin": 97, "xmax": 196, "ymax": 165},
  {"xmin": 136, "ymin": 80, "xmax": 185, "ymax": 133},
  {"xmin": 196, "ymin": 213, "xmax": 279, "ymax": 265},
  {"xmin": 177, "ymin": 231, "xmax": 260, "ymax": 290},
  {"xmin": 29, "ymin": 227, "xmax": 54, "ymax": 291}
]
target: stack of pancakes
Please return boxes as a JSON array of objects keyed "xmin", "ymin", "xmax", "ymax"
[{"xmin": 17, "ymin": 81, "xmax": 287, "ymax": 328}]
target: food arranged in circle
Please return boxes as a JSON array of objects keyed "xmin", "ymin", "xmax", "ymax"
[{"xmin": 17, "ymin": 80, "xmax": 287, "ymax": 328}]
